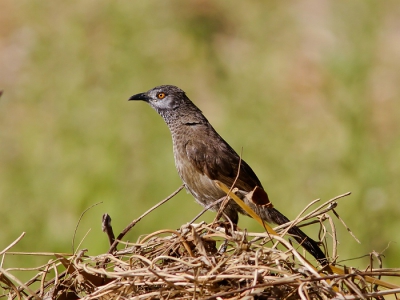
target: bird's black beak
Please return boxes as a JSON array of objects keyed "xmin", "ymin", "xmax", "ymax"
[{"xmin": 128, "ymin": 93, "xmax": 149, "ymax": 101}]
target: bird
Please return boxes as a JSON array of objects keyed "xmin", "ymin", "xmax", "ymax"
[{"xmin": 129, "ymin": 85, "xmax": 327, "ymax": 265}]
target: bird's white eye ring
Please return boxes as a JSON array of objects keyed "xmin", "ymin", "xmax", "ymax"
[{"xmin": 157, "ymin": 92, "xmax": 166, "ymax": 99}]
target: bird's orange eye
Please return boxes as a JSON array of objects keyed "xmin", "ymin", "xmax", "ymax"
[{"xmin": 157, "ymin": 92, "xmax": 166, "ymax": 99}]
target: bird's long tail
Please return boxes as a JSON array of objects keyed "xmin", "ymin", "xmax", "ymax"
[{"xmin": 269, "ymin": 208, "xmax": 328, "ymax": 266}]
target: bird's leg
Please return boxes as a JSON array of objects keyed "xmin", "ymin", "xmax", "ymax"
[{"xmin": 216, "ymin": 211, "xmax": 238, "ymax": 254}]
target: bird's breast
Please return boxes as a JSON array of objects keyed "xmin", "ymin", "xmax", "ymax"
[{"xmin": 173, "ymin": 140, "xmax": 224, "ymax": 207}]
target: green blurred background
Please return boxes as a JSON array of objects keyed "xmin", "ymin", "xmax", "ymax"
[{"xmin": 1, "ymin": 0, "xmax": 399, "ymax": 276}]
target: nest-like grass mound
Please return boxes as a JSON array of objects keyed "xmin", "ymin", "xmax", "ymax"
[{"xmin": 1, "ymin": 191, "xmax": 400, "ymax": 299}]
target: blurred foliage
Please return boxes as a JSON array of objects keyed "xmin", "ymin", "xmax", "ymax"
[{"xmin": 1, "ymin": 0, "xmax": 400, "ymax": 277}]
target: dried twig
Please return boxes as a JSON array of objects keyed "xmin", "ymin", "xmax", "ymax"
[
  {"xmin": 72, "ymin": 202, "xmax": 103, "ymax": 253},
  {"xmin": 0, "ymin": 232, "xmax": 25, "ymax": 256},
  {"xmin": 108, "ymin": 185, "xmax": 184, "ymax": 253},
  {"xmin": 1, "ymin": 193, "xmax": 400, "ymax": 300}
]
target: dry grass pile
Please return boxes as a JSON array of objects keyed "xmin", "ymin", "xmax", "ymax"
[{"xmin": 1, "ymin": 191, "xmax": 400, "ymax": 299}]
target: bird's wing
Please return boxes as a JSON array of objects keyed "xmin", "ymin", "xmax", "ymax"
[{"xmin": 185, "ymin": 134, "xmax": 262, "ymax": 192}]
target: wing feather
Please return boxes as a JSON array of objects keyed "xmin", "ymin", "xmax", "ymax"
[{"xmin": 185, "ymin": 135, "xmax": 262, "ymax": 192}]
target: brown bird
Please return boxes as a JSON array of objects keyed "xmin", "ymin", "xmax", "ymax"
[{"xmin": 129, "ymin": 85, "xmax": 327, "ymax": 265}]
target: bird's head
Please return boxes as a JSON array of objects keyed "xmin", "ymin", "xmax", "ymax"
[{"xmin": 129, "ymin": 85, "xmax": 188, "ymax": 112}]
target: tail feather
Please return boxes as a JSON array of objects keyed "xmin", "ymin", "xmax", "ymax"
[{"xmin": 270, "ymin": 208, "xmax": 328, "ymax": 266}]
